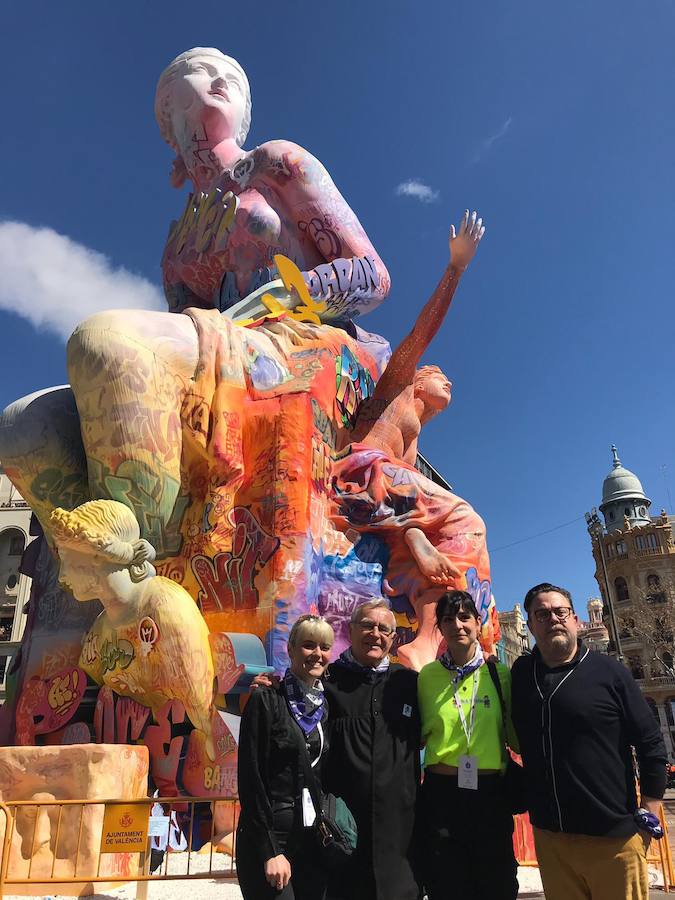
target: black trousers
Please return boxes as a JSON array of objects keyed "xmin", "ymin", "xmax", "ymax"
[
  {"xmin": 236, "ymin": 806, "xmax": 327, "ymax": 900},
  {"xmin": 418, "ymin": 772, "xmax": 518, "ymax": 900}
]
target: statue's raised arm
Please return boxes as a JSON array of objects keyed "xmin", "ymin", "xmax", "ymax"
[
  {"xmin": 156, "ymin": 48, "xmax": 390, "ymax": 320},
  {"xmin": 349, "ymin": 210, "xmax": 484, "ymax": 453}
]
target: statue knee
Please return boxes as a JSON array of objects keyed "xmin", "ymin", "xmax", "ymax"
[
  {"xmin": 67, "ymin": 309, "xmax": 199, "ymax": 384},
  {"xmin": 0, "ymin": 386, "xmax": 76, "ymax": 462}
]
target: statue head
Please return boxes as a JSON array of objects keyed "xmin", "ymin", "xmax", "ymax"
[
  {"xmin": 413, "ymin": 365, "xmax": 452, "ymax": 420},
  {"xmin": 50, "ymin": 501, "xmax": 156, "ymax": 602},
  {"xmin": 155, "ymin": 48, "xmax": 252, "ymax": 158}
]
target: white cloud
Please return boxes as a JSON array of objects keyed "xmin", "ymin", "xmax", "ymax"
[
  {"xmin": 0, "ymin": 221, "xmax": 164, "ymax": 340},
  {"xmin": 395, "ymin": 179, "xmax": 440, "ymax": 204},
  {"xmin": 470, "ymin": 116, "xmax": 513, "ymax": 165}
]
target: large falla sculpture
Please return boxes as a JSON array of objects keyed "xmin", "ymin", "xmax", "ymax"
[{"xmin": 0, "ymin": 48, "xmax": 498, "ymax": 800}]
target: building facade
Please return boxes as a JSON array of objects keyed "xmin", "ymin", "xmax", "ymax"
[
  {"xmin": 587, "ymin": 446, "xmax": 675, "ymax": 759},
  {"xmin": 0, "ymin": 469, "xmax": 34, "ymax": 699},
  {"xmin": 578, "ymin": 598, "xmax": 609, "ymax": 653},
  {"xmin": 497, "ymin": 603, "xmax": 530, "ymax": 667}
]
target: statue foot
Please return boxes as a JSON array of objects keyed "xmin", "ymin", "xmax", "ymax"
[
  {"xmin": 405, "ymin": 528, "xmax": 461, "ymax": 585},
  {"xmin": 397, "ymin": 632, "xmax": 442, "ymax": 672}
]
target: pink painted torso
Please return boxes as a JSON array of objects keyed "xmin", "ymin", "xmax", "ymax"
[{"xmin": 162, "ymin": 147, "xmax": 325, "ymax": 311}]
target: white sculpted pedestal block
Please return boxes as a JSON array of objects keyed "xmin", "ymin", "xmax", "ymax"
[{"xmin": 0, "ymin": 743, "xmax": 149, "ymax": 896}]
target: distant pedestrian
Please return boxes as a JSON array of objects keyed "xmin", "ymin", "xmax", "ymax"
[{"xmin": 512, "ymin": 582, "xmax": 667, "ymax": 900}]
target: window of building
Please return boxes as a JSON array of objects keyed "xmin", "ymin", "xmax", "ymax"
[
  {"xmin": 663, "ymin": 652, "xmax": 674, "ymax": 675},
  {"xmin": 616, "ymin": 541, "xmax": 627, "ymax": 556},
  {"xmin": 609, "ymin": 511, "xmax": 615, "ymax": 521},
  {"xmin": 629, "ymin": 657, "xmax": 644, "ymax": 680},
  {"xmin": 666, "ymin": 698, "xmax": 675, "ymax": 726},
  {"xmin": 6, "ymin": 574, "xmax": 17, "ymax": 590},
  {"xmin": 647, "ymin": 573, "xmax": 666, "ymax": 604},
  {"xmin": 614, "ymin": 577, "xmax": 630, "ymax": 602},
  {"xmin": 8, "ymin": 533, "xmax": 25, "ymax": 557},
  {"xmin": 624, "ymin": 507, "xmax": 631, "ymax": 517},
  {"xmin": 606, "ymin": 542, "xmax": 616, "ymax": 558}
]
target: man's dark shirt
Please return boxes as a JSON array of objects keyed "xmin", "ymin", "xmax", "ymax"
[{"xmin": 511, "ymin": 643, "xmax": 667, "ymax": 837}]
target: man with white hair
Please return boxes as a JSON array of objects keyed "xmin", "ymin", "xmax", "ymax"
[{"xmin": 321, "ymin": 598, "xmax": 421, "ymax": 900}]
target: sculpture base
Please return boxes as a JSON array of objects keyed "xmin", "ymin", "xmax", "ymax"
[{"xmin": 0, "ymin": 743, "xmax": 149, "ymax": 896}]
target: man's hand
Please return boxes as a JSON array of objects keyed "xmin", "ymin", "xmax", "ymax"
[
  {"xmin": 265, "ymin": 854, "xmax": 291, "ymax": 890},
  {"xmin": 449, "ymin": 209, "xmax": 485, "ymax": 272},
  {"xmin": 251, "ymin": 672, "xmax": 280, "ymax": 690}
]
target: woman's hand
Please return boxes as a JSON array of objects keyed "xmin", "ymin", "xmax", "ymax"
[
  {"xmin": 265, "ymin": 854, "xmax": 292, "ymax": 891},
  {"xmin": 449, "ymin": 210, "xmax": 485, "ymax": 272}
]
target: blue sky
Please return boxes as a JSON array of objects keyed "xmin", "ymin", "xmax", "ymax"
[{"xmin": 1, "ymin": 1, "xmax": 674, "ymax": 616}]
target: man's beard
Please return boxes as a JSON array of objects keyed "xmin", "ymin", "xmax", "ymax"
[{"xmin": 547, "ymin": 631, "xmax": 575, "ymax": 655}]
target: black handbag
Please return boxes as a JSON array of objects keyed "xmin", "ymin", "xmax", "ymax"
[
  {"xmin": 298, "ymin": 730, "xmax": 358, "ymax": 870},
  {"xmin": 486, "ymin": 660, "xmax": 528, "ymax": 815}
]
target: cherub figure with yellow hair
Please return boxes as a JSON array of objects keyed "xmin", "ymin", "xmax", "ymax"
[{"xmin": 50, "ymin": 499, "xmax": 216, "ymax": 757}]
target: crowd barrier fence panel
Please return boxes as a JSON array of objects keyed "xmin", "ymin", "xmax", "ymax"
[{"xmin": 0, "ymin": 795, "xmax": 239, "ymax": 898}]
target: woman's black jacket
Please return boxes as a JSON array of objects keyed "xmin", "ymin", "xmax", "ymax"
[{"xmin": 237, "ymin": 684, "xmax": 323, "ymax": 862}]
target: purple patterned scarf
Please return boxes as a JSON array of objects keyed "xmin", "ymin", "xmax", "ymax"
[
  {"xmin": 439, "ymin": 644, "xmax": 484, "ymax": 685},
  {"xmin": 283, "ymin": 669, "xmax": 326, "ymax": 735}
]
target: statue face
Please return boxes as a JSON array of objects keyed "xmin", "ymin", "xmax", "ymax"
[
  {"xmin": 170, "ymin": 54, "xmax": 247, "ymax": 147},
  {"xmin": 57, "ymin": 546, "xmax": 102, "ymax": 602},
  {"xmin": 417, "ymin": 371, "xmax": 452, "ymax": 416}
]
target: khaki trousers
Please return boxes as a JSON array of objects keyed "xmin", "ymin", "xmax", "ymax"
[{"xmin": 533, "ymin": 827, "xmax": 649, "ymax": 900}]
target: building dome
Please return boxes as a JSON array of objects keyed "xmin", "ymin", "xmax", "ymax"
[
  {"xmin": 599, "ymin": 446, "xmax": 651, "ymax": 530},
  {"xmin": 600, "ymin": 446, "xmax": 649, "ymax": 507}
]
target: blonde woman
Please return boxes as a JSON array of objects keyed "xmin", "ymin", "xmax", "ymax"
[{"xmin": 237, "ymin": 614, "xmax": 334, "ymax": 900}]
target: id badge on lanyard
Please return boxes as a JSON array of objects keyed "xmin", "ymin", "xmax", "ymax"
[{"xmin": 454, "ymin": 671, "xmax": 479, "ymax": 791}]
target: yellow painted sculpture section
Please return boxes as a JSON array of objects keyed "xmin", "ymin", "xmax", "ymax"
[{"xmin": 50, "ymin": 500, "xmax": 216, "ymax": 758}]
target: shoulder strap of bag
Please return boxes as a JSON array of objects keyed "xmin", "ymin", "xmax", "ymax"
[
  {"xmin": 486, "ymin": 659, "xmax": 508, "ymax": 744},
  {"xmin": 296, "ymin": 723, "xmax": 324, "ymax": 815}
]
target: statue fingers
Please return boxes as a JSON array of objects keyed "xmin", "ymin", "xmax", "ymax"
[
  {"xmin": 449, "ymin": 224, "xmax": 457, "ymax": 240},
  {"xmin": 459, "ymin": 209, "xmax": 469, "ymax": 235},
  {"xmin": 473, "ymin": 217, "xmax": 483, "ymax": 240}
]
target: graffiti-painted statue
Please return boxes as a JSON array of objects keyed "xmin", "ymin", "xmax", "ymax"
[
  {"xmin": 0, "ymin": 46, "xmax": 396, "ymax": 760},
  {"xmin": 155, "ymin": 46, "xmax": 390, "ymax": 319},
  {"xmin": 50, "ymin": 500, "xmax": 216, "ymax": 757},
  {"xmin": 333, "ymin": 211, "xmax": 492, "ymax": 670}
]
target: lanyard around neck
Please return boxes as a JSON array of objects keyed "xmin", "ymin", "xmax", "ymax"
[{"xmin": 453, "ymin": 669, "xmax": 480, "ymax": 747}]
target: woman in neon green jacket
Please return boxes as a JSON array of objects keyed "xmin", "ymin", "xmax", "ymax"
[{"xmin": 417, "ymin": 590, "xmax": 519, "ymax": 900}]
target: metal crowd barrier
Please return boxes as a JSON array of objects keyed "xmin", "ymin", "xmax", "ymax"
[{"xmin": 0, "ymin": 795, "xmax": 239, "ymax": 898}]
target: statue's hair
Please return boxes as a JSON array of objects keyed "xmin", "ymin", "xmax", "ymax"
[
  {"xmin": 155, "ymin": 47, "xmax": 252, "ymax": 152},
  {"xmin": 414, "ymin": 365, "xmax": 445, "ymax": 390},
  {"xmin": 50, "ymin": 500, "xmax": 156, "ymax": 583}
]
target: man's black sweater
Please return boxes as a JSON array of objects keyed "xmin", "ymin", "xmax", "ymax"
[{"xmin": 511, "ymin": 643, "xmax": 667, "ymax": 837}]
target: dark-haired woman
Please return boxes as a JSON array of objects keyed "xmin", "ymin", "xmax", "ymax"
[
  {"xmin": 417, "ymin": 590, "xmax": 519, "ymax": 900},
  {"xmin": 236, "ymin": 614, "xmax": 334, "ymax": 900}
]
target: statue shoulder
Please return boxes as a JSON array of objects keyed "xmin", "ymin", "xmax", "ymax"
[{"xmin": 254, "ymin": 140, "xmax": 327, "ymax": 187}]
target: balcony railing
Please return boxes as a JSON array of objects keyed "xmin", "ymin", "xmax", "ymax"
[{"xmin": 634, "ymin": 547, "xmax": 664, "ymax": 557}]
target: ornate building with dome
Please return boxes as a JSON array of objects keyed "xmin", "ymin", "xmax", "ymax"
[{"xmin": 587, "ymin": 446, "xmax": 675, "ymax": 759}]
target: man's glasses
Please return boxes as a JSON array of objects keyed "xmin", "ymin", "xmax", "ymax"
[
  {"xmin": 532, "ymin": 607, "xmax": 573, "ymax": 623},
  {"xmin": 355, "ymin": 619, "xmax": 395, "ymax": 636}
]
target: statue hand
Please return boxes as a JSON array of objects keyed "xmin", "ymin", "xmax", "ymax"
[{"xmin": 449, "ymin": 210, "xmax": 485, "ymax": 271}]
